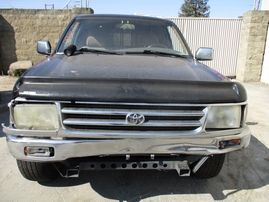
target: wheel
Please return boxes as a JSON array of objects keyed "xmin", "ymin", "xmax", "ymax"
[
  {"xmin": 17, "ymin": 160, "xmax": 60, "ymax": 182},
  {"xmin": 192, "ymin": 154, "xmax": 225, "ymax": 178}
]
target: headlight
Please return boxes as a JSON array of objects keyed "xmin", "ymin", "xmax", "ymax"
[
  {"xmin": 206, "ymin": 106, "xmax": 241, "ymax": 129},
  {"xmin": 13, "ymin": 104, "xmax": 59, "ymax": 130}
]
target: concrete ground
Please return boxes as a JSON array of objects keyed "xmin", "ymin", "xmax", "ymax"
[{"xmin": 0, "ymin": 76, "xmax": 268, "ymax": 202}]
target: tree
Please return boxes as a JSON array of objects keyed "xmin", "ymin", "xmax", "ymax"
[{"xmin": 179, "ymin": 0, "xmax": 210, "ymax": 17}]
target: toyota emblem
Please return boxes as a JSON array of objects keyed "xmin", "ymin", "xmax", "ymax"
[{"xmin": 126, "ymin": 113, "xmax": 145, "ymax": 125}]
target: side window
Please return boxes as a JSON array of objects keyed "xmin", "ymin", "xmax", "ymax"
[
  {"xmin": 61, "ymin": 21, "xmax": 80, "ymax": 50},
  {"xmin": 168, "ymin": 26, "xmax": 188, "ymax": 55}
]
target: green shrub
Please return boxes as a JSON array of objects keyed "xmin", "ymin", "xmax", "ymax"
[{"xmin": 13, "ymin": 69, "xmax": 27, "ymax": 77}]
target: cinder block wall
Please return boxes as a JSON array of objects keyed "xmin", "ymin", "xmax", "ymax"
[
  {"xmin": 0, "ymin": 8, "xmax": 93, "ymax": 75},
  {"xmin": 236, "ymin": 10, "xmax": 269, "ymax": 82},
  {"xmin": 0, "ymin": 14, "xmax": 17, "ymax": 75}
]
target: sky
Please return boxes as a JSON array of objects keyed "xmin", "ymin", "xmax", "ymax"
[{"xmin": 0, "ymin": 0, "xmax": 259, "ymax": 18}]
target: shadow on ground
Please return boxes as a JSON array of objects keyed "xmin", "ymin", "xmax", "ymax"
[
  {"xmin": 40, "ymin": 135, "xmax": 269, "ymax": 201},
  {"xmin": 0, "ymin": 95, "xmax": 11, "ymax": 138},
  {"xmin": 0, "ymin": 90, "xmax": 12, "ymax": 105}
]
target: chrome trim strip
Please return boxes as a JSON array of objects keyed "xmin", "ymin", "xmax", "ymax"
[
  {"xmin": 58, "ymin": 127, "xmax": 204, "ymax": 137},
  {"xmin": 58, "ymin": 127, "xmax": 244, "ymax": 138},
  {"xmin": 63, "ymin": 118, "xmax": 202, "ymax": 127},
  {"xmin": 2, "ymin": 123, "xmax": 58, "ymax": 136},
  {"xmin": 61, "ymin": 108, "xmax": 205, "ymax": 117}
]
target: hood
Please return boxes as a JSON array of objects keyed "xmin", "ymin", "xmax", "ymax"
[
  {"xmin": 25, "ymin": 53, "xmax": 227, "ymax": 82},
  {"xmin": 14, "ymin": 53, "xmax": 247, "ymax": 103}
]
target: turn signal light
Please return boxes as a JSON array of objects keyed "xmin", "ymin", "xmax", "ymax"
[
  {"xmin": 219, "ymin": 139, "xmax": 241, "ymax": 149},
  {"xmin": 231, "ymin": 139, "xmax": 241, "ymax": 144}
]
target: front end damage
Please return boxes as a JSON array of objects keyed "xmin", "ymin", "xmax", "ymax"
[
  {"xmin": 2, "ymin": 77, "xmax": 251, "ymax": 179},
  {"xmin": 3, "ymin": 92, "xmax": 251, "ymax": 178}
]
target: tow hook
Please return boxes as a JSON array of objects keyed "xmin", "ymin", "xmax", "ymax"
[
  {"xmin": 54, "ymin": 163, "xmax": 80, "ymax": 178},
  {"xmin": 192, "ymin": 157, "xmax": 209, "ymax": 173}
]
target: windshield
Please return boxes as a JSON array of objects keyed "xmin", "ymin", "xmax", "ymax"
[{"xmin": 58, "ymin": 17, "xmax": 190, "ymax": 57}]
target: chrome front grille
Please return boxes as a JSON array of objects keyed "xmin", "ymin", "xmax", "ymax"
[{"xmin": 61, "ymin": 102, "xmax": 207, "ymax": 134}]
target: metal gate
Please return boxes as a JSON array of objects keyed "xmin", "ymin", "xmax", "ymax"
[{"xmin": 167, "ymin": 17, "xmax": 243, "ymax": 77}]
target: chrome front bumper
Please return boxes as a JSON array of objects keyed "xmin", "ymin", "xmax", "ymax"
[{"xmin": 5, "ymin": 126, "xmax": 251, "ymax": 162}]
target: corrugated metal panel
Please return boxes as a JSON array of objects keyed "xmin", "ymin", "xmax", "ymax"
[{"xmin": 167, "ymin": 18, "xmax": 242, "ymax": 76}]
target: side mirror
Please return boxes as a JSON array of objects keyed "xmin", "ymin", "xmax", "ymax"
[
  {"xmin": 195, "ymin": 47, "xmax": 213, "ymax": 61},
  {"xmin": 37, "ymin": 40, "xmax": 51, "ymax": 55}
]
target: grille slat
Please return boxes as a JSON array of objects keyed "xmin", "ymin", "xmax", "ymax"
[
  {"xmin": 62, "ymin": 108, "xmax": 204, "ymax": 117},
  {"xmin": 63, "ymin": 118, "xmax": 202, "ymax": 127},
  {"xmin": 61, "ymin": 102, "xmax": 207, "ymax": 134}
]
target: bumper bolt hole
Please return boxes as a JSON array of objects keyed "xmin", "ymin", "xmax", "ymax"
[
  {"xmin": 142, "ymin": 164, "xmax": 148, "ymax": 168},
  {"xmin": 132, "ymin": 163, "xmax": 137, "ymax": 168},
  {"xmin": 152, "ymin": 163, "xmax": 158, "ymax": 168}
]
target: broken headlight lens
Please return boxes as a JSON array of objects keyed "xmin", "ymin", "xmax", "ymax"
[
  {"xmin": 13, "ymin": 104, "xmax": 59, "ymax": 130},
  {"xmin": 206, "ymin": 106, "xmax": 241, "ymax": 129}
]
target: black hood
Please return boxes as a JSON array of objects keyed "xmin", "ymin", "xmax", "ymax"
[
  {"xmin": 25, "ymin": 54, "xmax": 227, "ymax": 82},
  {"xmin": 14, "ymin": 54, "xmax": 247, "ymax": 104}
]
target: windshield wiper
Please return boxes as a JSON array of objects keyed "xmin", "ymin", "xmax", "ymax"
[
  {"xmin": 63, "ymin": 45, "xmax": 121, "ymax": 56},
  {"xmin": 125, "ymin": 50, "xmax": 187, "ymax": 58},
  {"xmin": 78, "ymin": 47, "xmax": 122, "ymax": 55}
]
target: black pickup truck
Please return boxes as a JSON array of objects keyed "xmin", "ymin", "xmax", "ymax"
[{"xmin": 3, "ymin": 14, "xmax": 251, "ymax": 182}]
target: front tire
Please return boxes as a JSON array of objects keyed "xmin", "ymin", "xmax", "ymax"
[
  {"xmin": 17, "ymin": 160, "xmax": 59, "ymax": 182},
  {"xmin": 192, "ymin": 154, "xmax": 226, "ymax": 178}
]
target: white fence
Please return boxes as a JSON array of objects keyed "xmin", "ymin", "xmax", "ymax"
[{"xmin": 168, "ymin": 17, "xmax": 243, "ymax": 77}]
